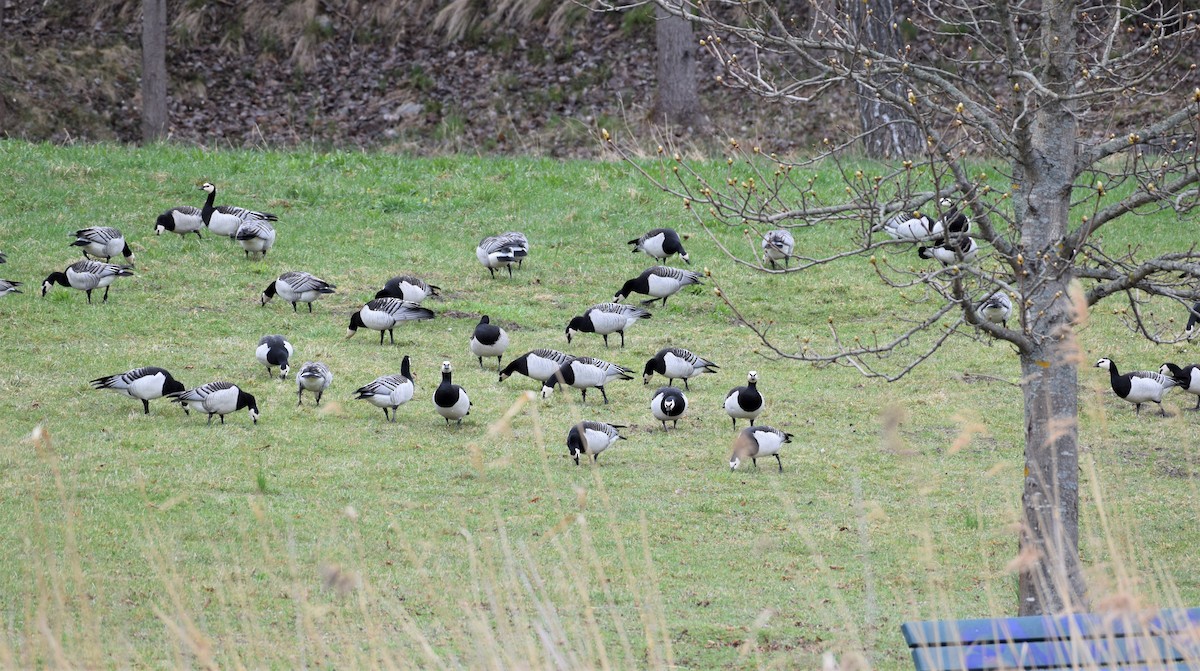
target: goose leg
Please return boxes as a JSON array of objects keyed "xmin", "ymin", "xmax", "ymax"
[
  {"xmin": 602, "ymin": 333, "xmax": 610, "ymax": 347},
  {"xmin": 388, "ymin": 329, "xmax": 395, "ymax": 345},
  {"xmin": 580, "ymin": 388, "xmax": 588, "ymax": 403},
  {"xmin": 315, "ymin": 391, "xmax": 322, "ymax": 405},
  {"xmin": 382, "ymin": 407, "xmax": 390, "ymax": 421},
  {"xmin": 141, "ymin": 399, "xmax": 150, "ymax": 414},
  {"xmin": 207, "ymin": 413, "xmax": 214, "ymax": 425},
  {"xmin": 598, "ymin": 386, "xmax": 608, "ymax": 404},
  {"xmin": 103, "ymin": 286, "xmax": 111, "ymax": 302},
  {"xmin": 478, "ymin": 357, "xmax": 484, "ymax": 369},
  {"xmin": 291, "ymin": 302, "xmax": 298, "ymax": 313},
  {"xmin": 307, "ymin": 302, "xmax": 313, "ymax": 313},
  {"xmin": 506, "ymin": 265, "xmax": 513, "ymax": 278},
  {"xmin": 752, "ymin": 458, "xmax": 758, "ymax": 469},
  {"xmin": 297, "ymin": 389, "xmax": 304, "ymax": 406},
  {"xmin": 379, "ymin": 330, "xmax": 386, "ymax": 345},
  {"xmin": 85, "ymin": 289, "xmax": 93, "ymax": 304},
  {"xmin": 731, "ymin": 417, "xmax": 737, "ymax": 428},
  {"xmin": 683, "ymin": 378, "xmax": 690, "ymax": 391},
  {"xmin": 775, "ymin": 454, "xmax": 783, "ymax": 472},
  {"xmin": 619, "ymin": 331, "xmax": 625, "ymax": 348}
]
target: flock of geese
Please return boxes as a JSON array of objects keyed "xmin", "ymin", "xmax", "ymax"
[
  {"xmin": 2, "ymin": 184, "xmax": 802, "ymax": 472},
  {"xmin": 4, "ymin": 187, "xmax": 1183, "ymax": 474}
]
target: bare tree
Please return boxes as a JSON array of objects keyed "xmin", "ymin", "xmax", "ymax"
[
  {"xmin": 608, "ymin": 0, "xmax": 1200, "ymax": 615},
  {"xmin": 653, "ymin": 2, "xmax": 702, "ymax": 128},
  {"xmin": 140, "ymin": 0, "xmax": 168, "ymax": 142}
]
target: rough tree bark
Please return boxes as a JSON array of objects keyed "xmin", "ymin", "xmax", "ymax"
[
  {"xmin": 850, "ymin": 0, "xmax": 922, "ymax": 158},
  {"xmin": 141, "ymin": 0, "xmax": 168, "ymax": 142},
  {"xmin": 653, "ymin": 2, "xmax": 701, "ymax": 128},
  {"xmin": 1012, "ymin": 0, "xmax": 1087, "ymax": 615}
]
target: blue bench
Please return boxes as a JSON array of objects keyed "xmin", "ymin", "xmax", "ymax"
[{"xmin": 901, "ymin": 608, "xmax": 1200, "ymax": 670}]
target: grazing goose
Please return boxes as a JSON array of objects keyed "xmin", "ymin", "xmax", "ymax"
[
  {"xmin": 1095, "ymin": 358, "xmax": 1177, "ymax": 416},
  {"xmin": 433, "ymin": 360, "xmax": 471, "ymax": 425},
  {"xmin": 235, "ymin": 220, "xmax": 276, "ymax": 258},
  {"xmin": 155, "ymin": 206, "xmax": 205, "ymax": 239},
  {"xmin": 470, "ymin": 315, "xmax": 510, "ymax": 368},
  {"xmin": 613, "ymin": 266, "xmax": 704, "ymax": 306},
  {"xmin": 169, "ymin": 381, "xmax": 259, "ymax": 425},
  {"xmin": 71, "ymin": 227, "xmax": 134, "ymax": 266},
  {"xmin": 565, "ymin": 303, "xmax": 651, "ymax": 348},
  {"xmin": 566, "ymin": 421, "xmax": 627, "ymax": 465},
  {"xmin": 918, "ymin": 236, "xmax": 979, "ymax": 266},
  {"xmin": 42, "ymin": 260, "xmax": 134, "ymax": 303},
  {"xmin": 199, "ymin": 182, "xmax": 277, "ymax": 238},
  {"xmin": 541, "ymin": 357, "xmax": 633, "ymax": 404},
  {"xmin": 347, "ymin": 297, "xmax": 436, "ymax": 345},
  {"xmin": 262, "ymin": 271, "xmax": 336, "ymax": 312},
  {"xmin": 296, "ymin": 361, "xmax": 333, "ymax": 406},
  {"xmin": 977, "ymin": 291, "xmax": 1013, "ymax": 327},
  {"xmin": 89, "ymin": 366, "xmax": 186, "ymax": 414},
  {"xmin": 724, "ymin": 371, "xmax": 764, "ymax": 428},
  {"xmin": 353, "ymin": 356, "xmax": 415, "ymax": 422},
  {"xmin": 642, "ymin": 347, "xmax": 719, "ymax": 390},
  {"xmin": 881, "ymin": 199, "xmax": 970, "ymax": 241},
  {"xmin": 476, "ymin": 233, "xmax": 529, "ymax": 278},
  {"xmin": 0, "ymin": 279, "xmax": 21, "ymax": 297},
  {"xmin": 375, "ymin": 275, "xmax": 440, "ymax": 303},
  {"xmin": 762, "ymin": 229, "xmax": 795, "ymax": 269},
  {"xmin": 498, "ymin": 349, "xmax": 574, "ymax": 385},
  {"xmin": 729, "ymin": 426, "xmax": 793, "ymax": 472},
  {"xmin": 650, "ymin": 386, "xmax": 688, "ymax": 431},
  {"xmin": 255, "ymin": 335, "xmax": 294, "ymax": 379},
  {"xmin": 1160, "ymin": 363, "xmax": 1200, "ymax": 410},
  {"xmin": 628, "ymin": 228, "xmax": 690, "ymax": 264}
]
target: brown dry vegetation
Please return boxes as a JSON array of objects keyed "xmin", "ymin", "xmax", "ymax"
[{"xmin": 0, "ymin": 0, "xmax": 837, "ymax": 155}]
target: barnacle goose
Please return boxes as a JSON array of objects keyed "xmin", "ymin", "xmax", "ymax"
[
  {"xmin": 628, "ymin": 228, "xmax": 690, "ymax": 264},
  {"xmin": 642, "ymin": 347, "xmax": 719, "ymax": 390},
  {"xmin": 565, "ymin": 303, "xmax": 651, "ymax": 348},
  {"xmin": 0, "ymin": 279, "xmax": 21, "ymax": 297},
  {"xmin": 724, "ymin": 371, "xmax": 764, "ymax": 428},
  {"xmin": 347, "ymin": 298, "xmax": 436, "ymax": 345},
  {"xmin": 541, "ymin": 357, "xmax": 633, "ymax": 404},
  {"xmin": 730, "ymin": 426, "xmax": 793, "ymax": 472},
  {"xmin": 89, "ymin": 366, "xmax": 186, "ymax": 414},
  {"xmin": 566, "ymin": 421, "xmax": 627, "ymax": 465},
  {"xmin": 199, "ymin": 182, "xmax": 277, "ymax": 238},
  {"xmin": 977, "ymin": 291, "xmax": 1013, "ymax": 327},
  {"xmin": 762, "ymin": 229, "xmax": 795, "ymax": 269},
  {"xmin": 42, "ymin": 260, "xmax": 134, "ymax": 303},
  {"xmin": 433, "ymin": 361, "xmax": 471, "ymax": 425},
  {"xmin": 470, "ymin": 315, "xmax": 510, "ymax": 368},
  {"xmin": 235, "ymin": 220, "xmax": 276, "ymax": 258},
  {"xmin": 353, "ymin": 356, "xmax": 415, "ymax": 422},
  {"xmin": 1095, "ymin": 358, "xmax": 1177, "ymax": 416},
  {"xmin": 256, "ymin": 335, "xmax": 294, "ymax": 380},
  {"xmin": 296, "ymin": 361, "xmax": 333, "ymax": 406},
  {"xmin": 918, "ymin": 236, "xmax": 978, "ymax": 266},
  {"xmin": 650, "ymin": 386, "xmax": 688, "ymax": 431},
  {"xmin": 262, "ymin": 271, "xmax": 336, "ymax": 312},
  {"xmin": 71, "ymin": 227, "xmax": 134, "ymax": 266},
  {"xmin": 1187, "ymin": 301, "xmax": 1200, "ymax": 335},
  {"xmin": 1160, "ymin": 363, "xmax": 1200, "ymax": 410},
  {"xmin": 169, "ymin": 381, "xmax": 259, "ymax": 425},
  {"xmin": 155, "ymin": 206, "xmax": 205, "ymax": 239},
  {"xmin": 613, "ymin": 266, "xmax": 704, "ymax": 306},
  {"xmin": 499, "ymin": 349, "xmax": 574, "ymax": 385},
  {"xmin": 375, "ymin": 275, "xmax": 440, "ymax": 303},
  {"xmin": 476, "ymin": 233, "xmax": 529, "ymax": 278},
  {"xmin": 881, "ymin": 199, "xmax": 970, "ymax": 241}
]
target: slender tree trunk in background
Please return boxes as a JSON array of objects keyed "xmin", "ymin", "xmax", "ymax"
[
  {"xmin": 851, "ymin": 0, "xmax": 921, "ymax": 158},
  {"xmin": 653, "ymin": 2, "xmax": 701, "ymax": 129},
  {"xmin": 141, "ymin": 0, "xmax": 168, "ymax": 142}
]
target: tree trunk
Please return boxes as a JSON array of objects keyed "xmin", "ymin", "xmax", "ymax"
[
  {"xmin": 653, "ymin": 2, "xmax": 701, "ymax": 129},
  {"xmin": 141, "ymin": 0, "xmax": 168, "ymax": 142},
  {"xmin": 1014, "ymin": 0, "xmax": 1088, "ymax": 615},
  {"xmin": 851, "ymin": 0, "xmax": 922, "ymax": 158}
]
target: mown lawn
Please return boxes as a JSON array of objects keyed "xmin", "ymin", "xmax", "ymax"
[{"xmin": 0, "ymin": 140, "xmax": 1198, "ymax": 669}]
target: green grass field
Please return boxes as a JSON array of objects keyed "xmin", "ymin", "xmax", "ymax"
[{"xmin": 1, "ymin": 140, "xmax": 1199, "ymax": 669}]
